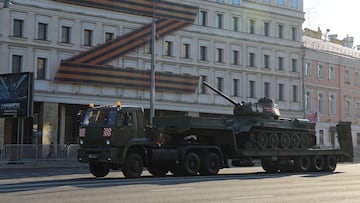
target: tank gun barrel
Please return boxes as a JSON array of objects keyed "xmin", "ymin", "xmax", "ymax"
[{"xmin": 203, "ymin": 81, "xmax": 240, "ymax": 106}]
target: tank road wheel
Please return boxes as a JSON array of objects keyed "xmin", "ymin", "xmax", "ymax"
[
  {"xmin": 122, "ymin": 152, "xmax": 144, "ymax": 178},
  {"xmin": 294, "ymin": 156, "xmax": 311, "ymax": 172},
  {"xmin": 311, "ymin": 155, "xmax": 325, "ymax": 172},
  {"xmin": 257, "ymin": 132, "xmax": 268, "ymax": 149},
  {"xmin": 148, "ymin": 161, "xmax": 169, "ymax": 177},
  {"xmin": 89, "ymin": 162, "xmax": 110, "ymax": 178},
  {"xmin": 200, "ymin": 152, "xmax": 221, "ymax": 176},
  {"xmin": 280, "ymin": 133, "xmax": 291, "ymax": 149},
  {"xmin": 261, "ymin": 159, "xmax": 278, "ymax": 173},
  {"xmin": 324, "ymin": 155, "xmax": 337, "ymax": 172},
  {"xmin": 290, "ymin": 133, "xmax": 300, "ymax": 149},
  {"xmin": 183, "ymin": 152, "xmax": 201, "ymax": 176},
  {"xmin": 268, "ymin": 133, "xmax": 279, "ymax": 149},
  {"xmin": 299, "ymin": 133, "xmax": 309, "ymax": 149}
]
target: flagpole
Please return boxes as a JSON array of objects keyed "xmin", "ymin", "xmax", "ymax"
[{"xmin": 149, "ymin": 0, "xmax": 156, "ymax": 126}]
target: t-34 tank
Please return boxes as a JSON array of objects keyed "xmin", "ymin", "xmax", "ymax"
[{"xmin": 203, "ymin": 81, "xmax": 316, "ymax": 150}]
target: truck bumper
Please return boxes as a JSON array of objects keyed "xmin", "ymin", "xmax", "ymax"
[{"xmin": 78, "ymin": 147, "xmax": 121, "ymax": 163}]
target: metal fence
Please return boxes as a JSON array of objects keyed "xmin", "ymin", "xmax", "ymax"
[{"xmin": 0, "ymin": 144, "xmax": 83, "ymax": 168}]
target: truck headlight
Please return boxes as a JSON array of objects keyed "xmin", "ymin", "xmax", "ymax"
[
  {"xmin": 79, "ymin": 139, "xmax": 84, "ymax": 145},
  {"xmin": 106, "ymin": 139, "xmax": 111, "ymax": 145}
]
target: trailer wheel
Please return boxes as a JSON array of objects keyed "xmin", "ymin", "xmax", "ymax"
[
  {"xmin": 89, "ymin": 162, "xmax": 110, "ymax": 178},
  {"xmin": 261, "ymin": 159, "xmax": 278, "ymax": 173},
  {"xmin": 311, "ymin": 155, "xmax": 325, "ymax": 172},
  {"xmin": 324, "ymin": 155, "xmax": 337, "ymax": 172},
  {"xmin": 294, "ymin": 156, "xmax": 311, "ymax": 172},
  {"xmin": 148, "ymin": 161, "xmax": 169, "ymax": 177},
  {"xmin": 280, "ymin": 133, "xmax": 290, "ymax": 149},
  {"xmin": 122, "ymin": 152, "xmax": 143, "ymax": 178},
  {"xmin": 200, "ymin": 152, "xmax": 221, "ymax": 176},
  {"xmin": 257, "ymin": 132, "xmax": 268, "ymax": 149},
  {"xmin": 183, "ymin": 152, "xmax": 200, "ymax": 176}
]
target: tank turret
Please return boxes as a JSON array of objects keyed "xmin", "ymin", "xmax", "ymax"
[{"xmin": 203, "ymin": 81, "xmax": 316, "ymax": 150}]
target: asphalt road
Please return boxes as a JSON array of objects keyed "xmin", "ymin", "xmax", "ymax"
[{"xmin": 1, "ymin": 163, "xmax": 360, "ymax": 203}]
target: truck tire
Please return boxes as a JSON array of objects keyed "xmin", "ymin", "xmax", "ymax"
[
  {"xmin": 200, "ymin": 152, "xmax": 221, "ymax": 176},
  {"xmin": 148, "ymin": 161, "xmax": 169, "ymax": 177},
  {"xmin": 324, "ymin": 155, "xmax": 337, "ymax": 172},
  {"xmin": 89, "ymin": 162, "xmax": 110, "ymax": 177},
  {"xmin": 311, "ymin": 155, "xmax": 325, "ymax": 172},
  {"xmin": 294, "ymin": 156, "xmax": 311, "ymax": 172},
  {"xmin": 183, "ymin": 152, "xmax": 200, "ymax": 176},
  {"xmin": 122, "ymin": 152, "xmax": 143, "ymax": 178},
  {"xmin": 261, "ymin": 159, "xmax": 278, "ymax": 173}
]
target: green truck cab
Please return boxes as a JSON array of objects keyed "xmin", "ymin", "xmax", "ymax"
[{"xmin": 78, "ymin": 103, "xmax": 149, "ymax": 177}]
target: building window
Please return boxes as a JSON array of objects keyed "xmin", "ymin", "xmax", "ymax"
[
  {"xmin": 200, "ymin": 75, "xmax": 208, "ymax": 94},
  {"xmin": 345, "ymin": 69, "xmax": 350, "ymax": 84},
  {"xmin": 263, "ymin": 0, "xmax": 270, "ymax": 3},
  {"xmin": 83, "ymin": 29, "xmax": 93, "ymax": 46},
  {"xmin": 37, "ymin": 57, "xmax": 47, "ymax": 80},
  {"xmin": 318, "ymin": 93, "xmax": 324, "ymax": 114},
  {"xmin": 249, "ymin": 80, "xmax": 256, "ymax": 98},
  {"xmin": 329, "ymin": 66, "xmax": 335, "ymax": 80},
  {"xmin": 278, "ymin": 0, "xmax": 284, "ymax": 6},
  {"xmin": 356, "ymin": 102, "xmax": 360, "ymax": 119},
  {"xmin": 292, "ymin": 85, "xmax": 298, "ymax": 102},
  {"xmin": 233, "ymin": 79, "xmax": 239, "ymax": 96},
  {"xmin": 345, "ymin": 100, "xmax": 351, "ymax": 118},
  {"xmin": 305, "ymin": 62, "xmax": 311, "ymax": 77},
  {"xmin": 217, "ymin": 0, "xmax": 225, "ymax": 3},
  {"xmin": 278, "ymin": 24, "xmax": 283, "ymax": 39},
  {"xmin": 291, "ymin": 0, "xmax": 298, "ymax": 9},
  {"xmin": 264, "ymin": 82, "xmax": 270, "ymax": 98},
  {"xmin": 249, "ymin": 19, "xmax": 255, "ymax": 34},
  {"xmin": 249, "ymin": 53, "xmax": 255, "ymax": 67},
  {"xmin": 264, "ymin": 22, "xmax": 270, "ymax": 36},
  {"xmin": 216, "ymin": 48, "xmax": 224, "ymax": 63},
  {"xmin": 38, "ymin": 23, "xmax": 48, "ymax": 40},
  {"xmin": 278, "ymin": 57, "xmax": 284, "ymax": 71},
  {"xmin": 319, "ymin": 129, "xmax": 324, "ymax": 145},
  {"xmin": 182, "ymin": 43, "xmax": 191, "ymax": 59},
  {"xmin": 216, "ymin": 13, "xmax": 223, "ymax": 29},
  {"xmin": 105, "ymin": 32, "xmax": 114, "ymax": 42},
  {"xmin": 264, "ymin": 55, "xmax": 270, "ymax": 69},
  {"xmin": 232, "ymin": 0, "xmax": 240, "ymax": 6},
  {"xmin": 357, "ymin": 133, "xmax": 360, "ymax": 145},
  {"xmin": 232, "ymin": 16, "xmax": 239, "ymax": 31},
  {"xmin": 217, "ymin": 77, "xmax": 224, "ymax": 92},
  {"xmin": 278, "ymin": 84, "xmax": 284, "ymax": 101},
  {"xmin": 305, "ymin": 92, "xmax": 312, "ymax": 112},
  {"xmin": 13, "ymin": 19, "xmax": 24, "ymax": 37},
  {"xmin": 12, "ymin": 55, "xmax": 22, "ymax": 73},
  {"xmin": 61, "ymin": 26, "xmax": 71, "ymax": 43},
  {"xmin": 355, "ymin": 72, "xmax": 360, "ymax": 87},
  {"xmin": 200, "ymin": 46, "xmax": 207, "ymax": 61},
  {"xmin": 232, "ymin": 50, "xmax": 239, "ymax": 65},
  {"xmin": 317, "ymin": 64, "xmax": 323, "ymax": 79},
  {"xmin": 164, "ymin": 41, "xmax": 173, "ymax": 56},
  {"xmin": 199, "ymin": 10, "xmax": 208, "ymax": 26},
  {"xmin": 291, "ymin": 27, "xmax": 297, "ymax": 41},
  {"xmin": 291, "ymin": 59, "xmax": 298, "ymax": 72},
  {"xmin": 329, "ymin": 95, "xmax": 336, "ymax": 115}
]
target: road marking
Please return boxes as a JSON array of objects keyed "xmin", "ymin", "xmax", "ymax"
[
  {"xmin": 231, "ymin": 195, "xmax": 274, "ymax": 200},
  {"xmin": 149, "ymin": 187, "xmax": 192, "ymax": 192}
]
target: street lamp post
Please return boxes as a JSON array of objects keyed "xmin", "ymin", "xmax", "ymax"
[{"xmin": 149, "ymin": 0, "xmax": 156, "ymax": 126}]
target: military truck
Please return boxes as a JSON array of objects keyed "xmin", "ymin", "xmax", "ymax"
[{"xmin": 77, "ymin": 84, "xmax": 353, "ymax": 178}]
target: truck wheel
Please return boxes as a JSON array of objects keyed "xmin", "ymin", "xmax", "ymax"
[
  {"xmin": 122, "ymin": 152, "xmax": 143, "ymax": 178},
  {"xmin": 183, "ymin": 152, "xmax": 200, "ymax": 176},
  {"xmin": 311, "ymin": 155, "xmax": 325, "ymax": 172},
  {"xmin": 148, "ymin": 161, "xmax": 169, "ymax": 177},
  {"xmin": 324, "ymin": 155, "xmax": 337, "ymax": 172},
  {"xmin": 294, "ymin": 156, "xmax": 311, "ymax": 172},
  {"xmin": 89, "ymin": 162, "xmax": 110, "ymax": 177},
  {"xmin": 261, "ymin": 159, "xmax": 278, "ymax": 173},
  {"xmin": 200, "ymin": 152, "xmax": 221, "ymax": 176}
]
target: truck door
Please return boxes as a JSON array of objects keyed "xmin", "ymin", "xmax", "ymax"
[{"xmin": 114, "ymin": 111, "xmax": 136, "ymax": 145}]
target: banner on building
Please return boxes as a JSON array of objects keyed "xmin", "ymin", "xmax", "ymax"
[{"xmin": 0, "ymin": 72, "xmax": 34, "ymax": 118}]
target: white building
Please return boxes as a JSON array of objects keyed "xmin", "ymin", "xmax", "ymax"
[{"xmin": 0, "ymin": 0, "xmax": 304, "ymax": 147}]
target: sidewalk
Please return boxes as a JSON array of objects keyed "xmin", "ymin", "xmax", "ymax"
[{"xmin": 0, "ymin": 160, "xmax": 86, "ymax": 169}]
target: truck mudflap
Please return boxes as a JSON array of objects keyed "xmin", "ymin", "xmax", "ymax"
[{"xmin": 337, "ymin": 122, "xmax": 353, "ymax": 162}]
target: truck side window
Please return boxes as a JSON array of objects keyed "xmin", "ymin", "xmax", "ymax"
[{"xmin": 117, "ymin": 112, "xmax": 133, "ymax": 126}]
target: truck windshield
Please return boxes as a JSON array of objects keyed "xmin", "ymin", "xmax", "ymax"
[{"xmin": 82, "ymin": 110, "xmax": 117, "ymax": 126}]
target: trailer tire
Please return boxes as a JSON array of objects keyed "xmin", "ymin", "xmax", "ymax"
[
  {"xmin": 294, "ymin": 156, "xmax": 311, "ymax": 172},
  {"xmin": 200, "ymin": 152, "xmax": 221, "ymax": 176},
  {"xmin": 324, "ymin": 155, "xmax": 337, "ymax": 172},
  {"xmin": 311, "ymin": 155, "xmax": 325, "ymax": 172},
  {"xmin": 148, "ymin": 161, "xmax": 169, "ymax": 177},
  {"xmin": 89, "ymin": 162, "xmax": 110, "ymax": 177},
  {"xmin": 122, "ymin": 152, "xmax": 143, "ymax": 178},
  {"xmin": 183, "ymin": 152, "xmax": 200, "ymax": 176},
  {"xmin": 261, "ymin": 159, "xmax": 278, "ymax": 173}
]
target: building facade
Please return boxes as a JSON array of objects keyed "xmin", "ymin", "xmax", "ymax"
[{"xmin": 1, "ymin": 0, "xmax": 308, "ymax": 148}]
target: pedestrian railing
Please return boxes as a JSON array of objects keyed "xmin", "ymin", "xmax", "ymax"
[{"xmin": 0, "ymin": 144, "xmax": 81, "ymax": 167}]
